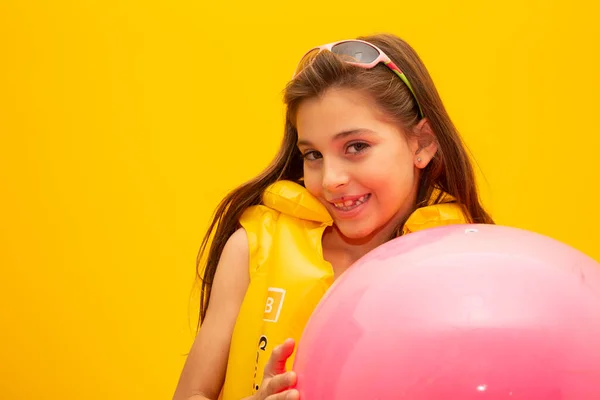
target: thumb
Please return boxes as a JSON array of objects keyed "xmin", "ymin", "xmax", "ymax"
[{"xmin": 264, "ymin": 338, "xmax": 295, "ymax": 377}]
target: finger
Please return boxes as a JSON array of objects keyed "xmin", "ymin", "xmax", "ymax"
[
  {"xmin": 266, "ymin": 388, "xmax": 300, "ymax": 400},
  {"xmin": 264, "ymin": 338, "xmax": 295, "ymax": 376},
  {"xmin": 265, "ymin": 371, "xmax": 297, "ymax": 395}
]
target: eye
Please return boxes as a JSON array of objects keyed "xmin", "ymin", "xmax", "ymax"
[
  {"xmin": 347, "ymin": 142, "xmax": 370, "ymax": 154},
  {"xmin": 303, "ymin": 150, "xmax": 322, "ymax": 161}
]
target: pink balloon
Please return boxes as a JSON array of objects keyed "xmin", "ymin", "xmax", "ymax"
[{"xmin": 293, "ymin": 224, "xmax": 600, "ymax": 399}]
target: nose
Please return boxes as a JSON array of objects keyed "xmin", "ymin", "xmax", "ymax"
[{"xmin": 322, "ymin": 159, "xmax": 349, "ymax": 192}]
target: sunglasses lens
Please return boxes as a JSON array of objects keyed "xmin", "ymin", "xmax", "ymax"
[{"xmin": 331, "ymin": 41, "xmax": 379, "ymax": 64}]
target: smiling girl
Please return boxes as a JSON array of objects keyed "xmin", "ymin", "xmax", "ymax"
[{"xmin": 173, "ymin": 33, "xmax": 494, "ymax": 400}]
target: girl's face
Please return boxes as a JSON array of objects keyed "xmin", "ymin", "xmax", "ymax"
[{"xmin": 296, "ymin": 87, "xmax": 436, "ymax": 241}]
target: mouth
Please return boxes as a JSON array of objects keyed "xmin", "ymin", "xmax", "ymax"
[{"xmin": 330, "ymin": 194, "xmax": 371, "ymax": 213}]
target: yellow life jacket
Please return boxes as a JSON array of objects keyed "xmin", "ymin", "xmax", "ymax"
[{"xmin": 221, "ymin": 180, "xmax": 466, "ymax": 399}]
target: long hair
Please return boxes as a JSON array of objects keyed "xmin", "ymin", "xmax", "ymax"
[{"xmin": 195, "ymin": 33, "xmax": 493, "ymax": 328}]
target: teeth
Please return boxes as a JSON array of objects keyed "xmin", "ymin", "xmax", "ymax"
[{"xmin": 332, "ymin": 194, "xmax": 370, "ymax": 210}]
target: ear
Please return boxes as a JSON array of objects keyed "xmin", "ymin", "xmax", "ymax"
[{"xmin": 411, "ymin": 118, "xmax": 438, "ymax": 170}]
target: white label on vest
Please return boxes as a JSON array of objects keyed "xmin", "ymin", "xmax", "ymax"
[{"xmin": 263, "ymin": 287, "xmax": 286, "ymax": 322}]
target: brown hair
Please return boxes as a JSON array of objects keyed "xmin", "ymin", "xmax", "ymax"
[{"xmin": 195, "ymin": 33, "xmax": 493, "ymax": 327}]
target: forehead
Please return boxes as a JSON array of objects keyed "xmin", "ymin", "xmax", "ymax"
[{"xmin": 295, "ymin": 88, "xmax": 390, "ymax": 140}]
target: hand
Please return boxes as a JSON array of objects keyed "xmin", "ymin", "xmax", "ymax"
[{"xmin": 250, "ymin": 338, "xmax": 299, "ymax": 400}]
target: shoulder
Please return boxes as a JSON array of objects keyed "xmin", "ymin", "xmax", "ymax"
[
  {"xmin": 221, "ymin": 227, "xmax": 249, "ymax": 263},
  {"xmin": 211, "ymin": 227, "xmax": 251, "ymax": 296},
  {"xmin": 209, "ymin": 228, "xmax": 250, "ymax": 313}
]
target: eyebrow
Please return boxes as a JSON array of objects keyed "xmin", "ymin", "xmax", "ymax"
[{"xmin": 297, "ymin": 128, "xmax": 374, "ymax": 147}]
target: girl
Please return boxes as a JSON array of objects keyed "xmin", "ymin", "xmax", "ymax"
[{"xmin": 173, "ymin": 33, "xmax": 493, "ymax": 400}]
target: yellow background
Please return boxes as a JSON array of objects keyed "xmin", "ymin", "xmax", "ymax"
[{"xmin": 1, "ymin": 0, "xmax": 598, "ymax": 399}]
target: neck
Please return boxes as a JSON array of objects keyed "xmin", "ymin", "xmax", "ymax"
[{"xmin": 322, "ymin": 226, "xmax": 389, "ymax": 266}]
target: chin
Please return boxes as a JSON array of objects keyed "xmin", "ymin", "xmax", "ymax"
[{"xmin": 337, "ymin": 224, "xmax": 375, "ymax": 240}]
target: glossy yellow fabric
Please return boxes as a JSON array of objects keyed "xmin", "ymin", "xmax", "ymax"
[{"xmin": 221, "ymin": 180, "xmax": 466, "ymax": 399}]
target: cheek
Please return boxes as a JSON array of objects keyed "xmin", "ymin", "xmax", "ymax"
[
  {"xmin": 302, "ymin": 166, "xmax": 322, "ymax": 196},
  {"xmin": 361, "ymin": 149, "xmax": 415, "ymax": 186}
]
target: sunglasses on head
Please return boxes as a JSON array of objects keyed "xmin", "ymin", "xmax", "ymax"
[{"xmin": 294, "ymin": 39, "xmax": 424, "ymax": 118}]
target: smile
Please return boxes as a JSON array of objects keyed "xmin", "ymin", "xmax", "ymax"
[{"xmin": 332, "ymin": 194, "xmax": 371, "ymax": 212}]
